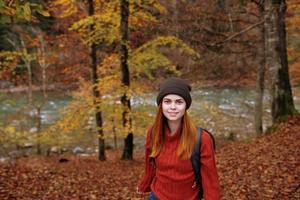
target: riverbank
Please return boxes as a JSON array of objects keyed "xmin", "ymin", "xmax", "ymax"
[
  {"xmin": 0, "ymin": 115, "xmax": 299, "ymax": 199},
  {"xmin": 0, "ymin": 83, "xmax": 77, "ymax": 93}
]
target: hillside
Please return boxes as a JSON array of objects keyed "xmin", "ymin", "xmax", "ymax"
[
  {"xmin": 217, "ymin": 115, "xmax": 300, "ymax": 199},
  {"xmin": 0, "ymin": 115, "xmax": 299, "ymax": 200}
]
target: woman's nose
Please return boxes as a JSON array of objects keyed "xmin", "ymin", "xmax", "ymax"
[{"xmin": 170, "ymin": 102, "xmax": 176, "ymax": 109}]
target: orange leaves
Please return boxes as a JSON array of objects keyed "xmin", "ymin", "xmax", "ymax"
[
  {"xmin": 0, "ymin": 153, "xmax": 146, "ymax": 199},
  {"xmin": 50, "ymin": 0, "xmax": 79, "ymax": 18},
  {"xmin": 1, "ymin": 116, "xmax": 299, "ymax": 199},
  {"xmin": 217, "ymin": 115, "xmax": 300, "ymax": 199}
]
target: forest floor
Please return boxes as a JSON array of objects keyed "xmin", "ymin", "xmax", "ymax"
[{"xmin": 0, "ymin": 115, "xmax": 299, "ymax": 200}]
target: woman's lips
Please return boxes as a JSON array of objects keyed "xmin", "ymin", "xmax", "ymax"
[{"xmin": 168, "ymin": 112, "xmax": 178, "ymax": 116}]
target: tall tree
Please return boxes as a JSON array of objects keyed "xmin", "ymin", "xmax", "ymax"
[
  {"xmin": 36, "ymin": 33, "xmax": 49, "ymax": 100},
  {"xmin": 119, "ymin": 0, "xmax": 133, "ymax": 160},
  {"xmin": 253, "ymin": 0, "xmax": 266, "ymax": 135},
  {"xmin": 7, "ymin": 32, "xmax": 34, "ymax": 106},
  {"xmin": 88, "ymin": 0, "xmax": 105, "ymax": 161},
  {"xmin": 265, "ymin": 0, "xmax": 297, "ymax": 123}
]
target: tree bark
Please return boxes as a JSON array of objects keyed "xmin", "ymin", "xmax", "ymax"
[
  {"xmin": 20, "ymin": 39, "xmax": 33, "ymax": 107},
  {"xmin": 120, "ymin": 0, "xmax": 133, "ymax": 160},
  {"xmin": 38, "ymin": 35, "xmax": 48, "ymax": 100},
  {"xmin": 88, "ymin": 0, "xmax": 106, "ymax": 161},
  {"xmin": 265, "ymin": 0, "xmax": 296, "ymax": 123},
  {"xmin": 26, "ymin": 61, "xmax": 33, "ymax": 106},
  {"xmin": 255, "ymin": 5, "xmax": 266, "ymax": 135},
  {"xmin": 36, "ymin": 106, "xmax": 42, "ymax": 154}
]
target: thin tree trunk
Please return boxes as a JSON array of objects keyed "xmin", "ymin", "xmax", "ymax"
[
  {"xmin": 39, "ymin": 36, "xmax": 48, "ymax": 100},
  {"xmin": 36, "ymin": 106, "xmax": 41, "ymax": 154},
  {"xmin": 265, "ymin": 0, "xmax": 296, "ymax": 123},
  {"xmin": 171, "ymin": 0, "xmax": 178, "ymax": 37},
  {"xmin": 42, "ymin": 68, "xmax": 47, "ymax": 99},
  {"xmin": 88, "ymin": 0, "xmax": 106, "ymax": 160},
  {"xmin": 120, "ymin": 0, "xmax": 133, "ymax": 160},
  {"xmin": 36, "ymin": 34, "xmax": 49, "ymax": 100},
  {"xmin": 26, "ymin": 61, "xmax": 33, "ymax": 106},
  {"xmin": 20, "ymin": 38, "xmax": 33, "ymax": 106},
  {"xmin": 255, "ymin": 6, "xmax": 266, "ymax": 136},
  {"xmin": 112, "ymin": 118, "xmax": 117, "ymax": 149}
]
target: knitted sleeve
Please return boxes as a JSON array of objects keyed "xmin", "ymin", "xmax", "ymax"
[
  {"xmin": 137, "ymin": 127, "xmax": 155, "ymax": 193},
  {"xmin": 200, "ymin": 130, "xmax": 221, "ymax": 200}
]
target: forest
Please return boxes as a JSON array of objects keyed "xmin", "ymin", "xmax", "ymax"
[{"xmin": 0, "ymin": 0, "xmax": 299, "ymax": 199}]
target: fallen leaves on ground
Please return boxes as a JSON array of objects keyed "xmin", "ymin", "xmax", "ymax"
[
  {"xmin": 0, "ymin": 115, "xmax": 299, "ymax": 200},
  {"xmin": 0, "ymin": 151, "xmax": 147, "ymax": 200},
  {"xmin": 217, "ymin": 115, "xmax": 300, "ymax": 199}
]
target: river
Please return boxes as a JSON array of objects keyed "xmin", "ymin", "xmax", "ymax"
[{"xmin": 0, "ymin": 87, "xmax": 299, "ymax": 154}]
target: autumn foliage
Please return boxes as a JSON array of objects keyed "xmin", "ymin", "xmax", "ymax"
[
  {"xmin": 217, "ymin": 115, "xmax": 300, "ymax": 199},
  {"xmin": 0, "ymin": 115, "xmax": 299, "ymax": 199}
]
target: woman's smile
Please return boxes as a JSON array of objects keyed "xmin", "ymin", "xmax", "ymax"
[
  {"xmin": 168, "ymin": 112, "xmax": 179, "ymax": 116},
  {"xmin": 162, "ymin": 94, "xmax": 186, "ymax": 122}
]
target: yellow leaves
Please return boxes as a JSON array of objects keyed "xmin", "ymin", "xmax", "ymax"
[
  {"xmin": 132, "ymin": 36, "xmax": 199, "ymax": 58},
  {"xmin": 68, "ymin": 0, "xmax": 167, "ymax": 46},
  {"xmin": 129, "ymin": 0, "xmax": 167, "ymax": 27},
  {"xmin": 0, "ymin": 125, "xmax": 32, "ymax": 147},
  {"xmin": 0, "ymin": 1, "xmax": 49, "ymax": 24},
  {"xmin": 44, "ymin": 0, "xmax": 201, "ymax": 143},
  {"xmin": 51, "ymin": 0, "xmax": 78, "ymax": 18},
  {"xmin": 23, "ymin": 2, "xmax": 31, "ymax": 21},
  {"xmin": 129, "ymin": 36, "xmax": 199, "ymax": 80},
  {"xmin": 3, "ymin": 125, "xmax": 16, "ymax": 134},
  {"xmin": 70, "ymin": 13, "xmax": 119, "ymax": 46},
  {"xmin": 0, "ymin": 0, "xmax": 16, "ymax": 16},
  {"xmin": 0, "ymin": 51, "xmax": 21, "ymax": 77},
  {"xmin": 130, "ymin": 47, "xmax": 178, "ymax": 80}
]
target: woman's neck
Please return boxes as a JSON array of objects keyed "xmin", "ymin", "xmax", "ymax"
[{"xmin": 167, "ymin": 119, "xmax": 181, "ymax": 135}]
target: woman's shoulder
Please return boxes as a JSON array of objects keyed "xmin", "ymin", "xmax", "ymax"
[{"xmin": 200, "ymin": 128, "xmax": 215, "ymax": 148}]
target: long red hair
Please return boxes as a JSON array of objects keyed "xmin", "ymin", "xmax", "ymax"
[{"xmin": 150, "ymin": 103, "xmax": 197, "ymax": 160}]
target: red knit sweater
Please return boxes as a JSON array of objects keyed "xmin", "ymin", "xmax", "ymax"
[{"xmin": 138, "ymin": 127, "xmax": 221, "ymax": 200}]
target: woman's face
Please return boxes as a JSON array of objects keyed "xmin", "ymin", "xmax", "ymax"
[{"xmin": 162, "ymin": 94, "xmax": 186, "ymax": 122}]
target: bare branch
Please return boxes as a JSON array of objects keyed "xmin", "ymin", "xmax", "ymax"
[
  {"xmin": 212, "ymin": 7, "xmax": 273, "ymax": 46},
  {"xmin": 212, "ymin": 19, "xmax": 265, "ymax": 46}
]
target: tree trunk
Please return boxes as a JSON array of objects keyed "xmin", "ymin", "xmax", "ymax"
[
  {"xmin": 265, "ymin": 0, "xmax": 296, "ymax": 123},
  {"xmin": 20, "ymin": 38, "xmax": 33, "ymax": 107},
  {"xmin": 171, "ymin": 0, "xmax": 178, "ymax": 37},
  {"xmin": 40, "ymin": 37, "xmax": 48, "ymax": 100},
  {"xmin": 255, "ymin": 6, "xmax": 266, "ymax": 136},
  {"xmin": 42, "ymin": 67, "xmax": 47, "ymax": 99},
  {"xmin": 8, "ymin": 30, "xmax": 34, "ymax": 107},
  {"xmin": 26, "ymin": 61, "xmax": 33, "ymax": 106},
  {"xmin": 120, "ymin": 0, "xmax": 133, "ymax": 160},
  {"xmin": 112, "ymin": 118, "xmax": 117, "ymax": 149},
  {"xmin": 36, "ymin": 106, "xmax": 42, "ymax": 154},
  {"xmin": 37, "ymin": 34, "xmax": 48, "ymax": 100},
  {"xmin": 88, "ymin": 0, "xmax": 106, "ymax": 161}
]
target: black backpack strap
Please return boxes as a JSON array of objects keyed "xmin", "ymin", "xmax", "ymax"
[
  {"xmin": 191, "ymin": 127, "xmax": 203, "ymax": 199},
  {"xmin": 191, "ymin": 128, "xmax": 216, "ymax": 199}
]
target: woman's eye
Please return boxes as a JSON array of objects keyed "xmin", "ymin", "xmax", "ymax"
[{"xmin": 163, "ymin": 100, "xmax": 171, "ymax": 104}]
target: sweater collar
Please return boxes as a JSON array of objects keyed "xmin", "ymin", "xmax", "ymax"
[{"xmin": 165, "ymin": 124, "xmax": 182, "ymax": 140}]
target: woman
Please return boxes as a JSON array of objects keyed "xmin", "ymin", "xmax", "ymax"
[{"xmin": 137, "ymin": 77, "xmax": 220, "ymax": 200}]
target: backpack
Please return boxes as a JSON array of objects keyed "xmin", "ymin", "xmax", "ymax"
[{"xmin": 150, "ymin": 127, "xmax": 216, "ymax": 200}]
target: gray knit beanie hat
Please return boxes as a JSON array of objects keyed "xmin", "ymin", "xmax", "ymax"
[{"xmin": 156, "ymin": 77, "xmax": 192, "ymax": 109}]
